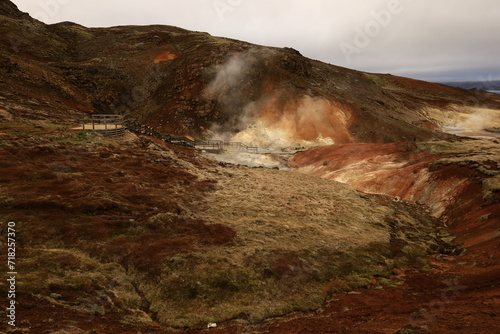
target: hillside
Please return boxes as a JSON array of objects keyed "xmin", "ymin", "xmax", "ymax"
[
  {"xmin": 1, "ymin": 120, "xmax": 467, "ymax": 331},
  {"xmin": 1, "ymin": 0, "xmax": 499, "ymax": 333},
  {"xmin": 2, "ymin": 0, "xmax": 500, "ymax": 147},
  {"xmin": 289, "ymin": 139, "xmax": 500, "ymax": 333}
]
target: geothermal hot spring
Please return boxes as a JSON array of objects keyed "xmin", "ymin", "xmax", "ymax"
[
  {"xmin": 201, "ymin": 92, "xmax": 352, "ymax": 170},
  {"xmin": 203, "ymin": 121, "xmax": 336, "ymax": 170},
  {"xmin": 441, "ymin": 109, "xmax": 500, "ymax": 140}
]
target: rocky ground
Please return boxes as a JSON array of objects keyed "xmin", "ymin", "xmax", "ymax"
[
  {"xmin": 0, "ymin": 121, "xmax": 469, "ymax": 333},
  {"xmin": 0, "ymin": 119, "xmax": 498, "ymax": 333}
]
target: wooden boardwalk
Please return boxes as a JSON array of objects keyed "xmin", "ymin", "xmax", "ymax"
[
  {"xmin": 74, "ymin": 115, "xmax": 303, "ymax": 155},
  {"xmin": 75, "ymin": 115, "xmax": 126, "ymax": 136},
  {"xmin": 125, "ymin": 120, "xmax": 260, "ymax": 154}
]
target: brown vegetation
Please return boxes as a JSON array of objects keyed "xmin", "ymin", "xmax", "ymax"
[{"xmin": 0, "ymin": 123, "xmax": 462, "ymax": 331}]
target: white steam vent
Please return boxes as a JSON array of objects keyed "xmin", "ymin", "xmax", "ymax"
[{"xmin": 202, "ymin": 49, "xmax": 351, "ymax": 168}]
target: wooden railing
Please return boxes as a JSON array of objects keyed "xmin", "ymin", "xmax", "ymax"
[
  {"xmin": 79, "ymin": 115, "xmax": 261, "ymax": 152},
  {"xmin": 81, "ymin": 114, "xmax": 126, "ymax": 136},
  {"xmin": 125, "ymin": 119, "xmax": 259, "ymax": 153}
]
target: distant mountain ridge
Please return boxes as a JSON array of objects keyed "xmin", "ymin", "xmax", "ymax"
[{"xmin": 441, "ymin": 80, "xmax": 500, "ymax": 91}]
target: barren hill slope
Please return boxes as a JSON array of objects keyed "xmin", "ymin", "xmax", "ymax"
[{"xmin": 2, "ymin": 0, "xmax": 500, "ymax": 147}]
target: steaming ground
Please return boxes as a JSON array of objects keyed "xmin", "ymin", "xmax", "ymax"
[
  {"xmin": 439, "ymin": 107, "xmax": 500, "ymax": 139},
  {"xmin": 203, "ymin": 151, "xmax": 292, "ymax": 170},
  {"xmin": 206, "ymin": 117, "xmax": 337, "ymax": 170},
  {"xmin": 205, "ymin": 104, "xmax": 500, "ymax": 170},
  {"xmin": 203, "ymin": 49, "xmax": 353, "ymax": 149},
  {"xmin": 204, "ymin": 122, "xmax": 338, "ymax": 170},
  {"xmin": 229, "ymin": 121, "xmax": 335, "ymax": 149}
]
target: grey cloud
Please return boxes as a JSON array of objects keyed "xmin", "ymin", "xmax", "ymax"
[{"xmin": 10, "ymin": 0, "xmax": 500, "ymax": 82}]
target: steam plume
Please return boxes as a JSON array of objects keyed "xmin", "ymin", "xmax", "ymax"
[
  {"xmin": 457, "ymin": 110, "xmax": 498, "ymax": 131},
  {"xmin": 203, "ymin": 49, "xmax": 352, "ymax": 153}
]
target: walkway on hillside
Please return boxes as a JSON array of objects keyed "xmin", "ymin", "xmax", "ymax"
[
  {"xmin": 75, "ymin": 115, "xmax": 303, "ymax": 155},
  {"xmin": 73, "ymin": 114, "xmax": 126, "ymax": 137},
  {"xmin": 125, "ymin": 120, "xmax": 260, "ymax": 154}
]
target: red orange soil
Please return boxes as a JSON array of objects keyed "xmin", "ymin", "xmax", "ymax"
[
  {"xmin": 153, "ymin": 50, "xmax": 177, "ymax": 63},
  {"xmin": 289, "ymin": 142, "xmax": 499, "ymax": 251},
  {"xmin": 276, "ymin": 141, "xmax": 500, "ymax": 334}
]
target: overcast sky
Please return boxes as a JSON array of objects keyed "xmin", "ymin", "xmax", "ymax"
[{"xmin": 10, "ymin": 0, "xmax": 500, "ymax": 82}]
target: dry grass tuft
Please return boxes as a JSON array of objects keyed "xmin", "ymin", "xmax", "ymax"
[{"xmin": 134, "ymin": 166, "xmax": 452, "ymax": 326}]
